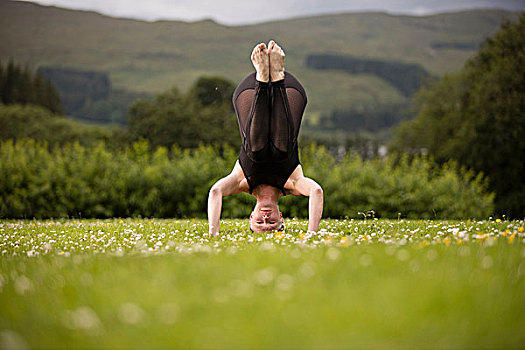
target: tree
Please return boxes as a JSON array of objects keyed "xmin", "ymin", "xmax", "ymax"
[
  {"xmin": 391, "ymin": 14, "xmax": 525, "ymax": 217},
  {"xmin": 193, "ymin": 76, "xmax": 235, "ymax": 107},
  {"xmin": 128, "ymin": 76, "xmax": 239, "ymax": 149},
  {"xmin": 0, "ymin": 60, "xmax": 63, "ymax": 114},
  {"xmin": 33, "ymin": 71, "xmax": 63, "ymax": 114}
]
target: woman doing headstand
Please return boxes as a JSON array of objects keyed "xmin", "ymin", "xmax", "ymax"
[{"xmin": 208, "ymin": 40, "xmax": 323, "ymax": 235}]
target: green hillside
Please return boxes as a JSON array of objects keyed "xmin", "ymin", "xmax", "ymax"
[{"xmin": 0, "ymin": 0, "xmax": 520, "ymax": 120}]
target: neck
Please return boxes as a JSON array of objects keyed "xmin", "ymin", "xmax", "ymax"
[{"xmin": 253, "ymin": 185, "xmax": 280, "ymax": 208}]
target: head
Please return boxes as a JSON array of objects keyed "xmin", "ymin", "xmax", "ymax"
[{"xmin": 249, "ymin": 202, "xmax": 284, "ymax": 233}]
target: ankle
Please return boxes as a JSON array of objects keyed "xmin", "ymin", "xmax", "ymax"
[
  {"xmin": 256, "ymin": 71, "xmax": 269, "ymax": 83},
  {"xmin": 270, "ymin": 71, "xmax": 285, "ymax": 82}
]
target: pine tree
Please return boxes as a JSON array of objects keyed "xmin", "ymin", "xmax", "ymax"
[{"xmin": 0, "ymin": 60, "xmax": 63, "ymax": 114}]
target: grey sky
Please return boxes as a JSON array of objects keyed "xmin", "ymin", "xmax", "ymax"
[{"xmin": 18, "ymin": 0, "xmax": 525, "ymax": 25}]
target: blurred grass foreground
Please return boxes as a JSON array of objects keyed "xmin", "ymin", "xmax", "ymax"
[{"xmin": 1, "ymin": 218, "xmax": 524, "ymax": 348}]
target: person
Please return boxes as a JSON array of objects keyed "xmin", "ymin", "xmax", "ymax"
[{"xmin": 207, "ymin": 40, "xmax": 323, "ymax": 236}]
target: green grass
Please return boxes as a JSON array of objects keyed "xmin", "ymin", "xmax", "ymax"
[{"xmin": 1, "ymin": 218, "xmax": 524, "ymax": 348}]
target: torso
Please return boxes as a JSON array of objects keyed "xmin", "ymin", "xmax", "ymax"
[
  {"xmin": 238, "ymin": 141, "xmax": 300, "ymax": 196},
  {"xmin": 234, "ymin": 161, "xmax": 303, "ymax": 196}
]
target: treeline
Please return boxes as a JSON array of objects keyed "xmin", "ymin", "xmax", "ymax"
[
  {"xmin": 0, "ymin": 60, "xmax": 62, "ymax": 114},
  {"xmin": 306, "ymin": 54, "xmax": 434, "ymax": 97},
  {"xmin": 2, "ymin": 60, "xmax": 414, "ymax": 147},
  {"xmin": 0, "ymin": 73, "xmax": 239, "ymax": 150},
  {"xmin": 317, "ymin": 102, "xmax": 411, "ymax": 133},
  {"xmin": 391, "ymin": 14, "xmax": 525, "ymax": 217},
  {"xmin": 431, "ymin": 41, "xmax": 479, "ymax": 50},
  {"xmin": 0, "ymin": 103, "xmax": 115, "ymax": 147},
  {"xmin": 38, "ymin": 66, "xmax": 149, "ymax": 124},
  {"xmin": 0, "ymin": 139, "xmax": 493, "ymax": 220}
]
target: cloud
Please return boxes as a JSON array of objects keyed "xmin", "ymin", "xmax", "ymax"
[{"xmin": 18, "ymin": 0, "xmax": 525, "ymax": 25}]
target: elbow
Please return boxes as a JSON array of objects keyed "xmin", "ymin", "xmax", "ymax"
[
  {"xmin": 209, "ymin": 186, "xmax": 222, "ymax": 198},
  {"xmin": 312, "ymin": 186, "xmax": 323, "ymax": 197}
]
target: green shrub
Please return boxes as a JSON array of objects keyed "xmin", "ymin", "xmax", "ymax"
[
  {"xmin": 0, "ymin": 103, "xmax": 113, "ymax": 146},
  {"xmin": 0, "ymin": 140, "xmax": 494, "ymax": 219}
]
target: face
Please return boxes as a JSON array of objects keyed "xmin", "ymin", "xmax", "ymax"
[{"xmin": 250, "ymin": 208, "xmax": 282, "ymax": 233}]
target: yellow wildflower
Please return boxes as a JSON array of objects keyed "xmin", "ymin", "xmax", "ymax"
[
  {"xmin": 518, "ymin": 226, "xmax": 524, "ymax": 233},
  {"xmin": 443, "ymin": 237, "xmax": 451, "ymax": 245}
]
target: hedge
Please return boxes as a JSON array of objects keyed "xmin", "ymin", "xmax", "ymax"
[{"xmin": 0, "ymin": 139, "xmax": 494, "ymax": 219}]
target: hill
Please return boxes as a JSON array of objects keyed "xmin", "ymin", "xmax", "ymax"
[{"xmin": 0, "ymin": 0, "xmax": 520, "ymax": 123}]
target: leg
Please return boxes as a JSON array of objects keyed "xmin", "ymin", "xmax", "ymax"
[
  {"xmin": 233, "ymin": 76, "xmax": 270, "ymax": 153},
  {"xmin": 270, "ymin": 73, "xmax": 307, "ymax": 152},
  {"xmin": 232, "ymin": 44, "xmax": 271, "ymax": 153},
  {"xmin": 268, "ymin": 41, "xmax": 307, "ymax": 152}
]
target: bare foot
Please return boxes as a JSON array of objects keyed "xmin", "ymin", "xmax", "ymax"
[
  {"xmin": 268, "ymin": 40, "xmax": 285, "ymax": 82},
  {"xmin": 251, "ymin": 43, "xmax": 269, "ymax": 83}
]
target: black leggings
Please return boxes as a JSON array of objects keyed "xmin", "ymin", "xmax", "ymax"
[{"xmin": 232, "ymin": 72, "xmax": 307, "ymax": 157}]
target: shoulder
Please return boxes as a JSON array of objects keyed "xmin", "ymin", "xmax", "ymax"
[
  {"xmin": 287, "ymin": 164, "xmax": 305, "ymax": 182},
  {"xmin": 283, "ymin": 165, "xmax": 305, "ymax": 195},
  {"xmin": 284, "ymin": 165, "xmax": 323, "ymax": 197},
  {"xmin": 231, "ymin": 160, "xmax": 250, "ymax": 193},
  {"xmin": 232, "ymin": 161, "xmax": 248, "ymax": 182},
  {"xmin": 230, "ymin": 160, "xmax": 243, "ymax": 176},
  {"xmin": 211, "ymin": 160, "xmax": 249, "ymax": 195}
]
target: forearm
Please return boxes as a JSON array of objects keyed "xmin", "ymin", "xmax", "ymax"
[
  {"xmin": 207, "ymin": 188, "xmax": 222, "ymax": 236},
  {"xmin": 308, "ymin": 188, "xmax": 323, "ymax": 232}
]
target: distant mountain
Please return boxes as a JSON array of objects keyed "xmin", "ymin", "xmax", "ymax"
[{"xmin": 0, "ymin": 0, "xmax": 520, "ymax": 123}]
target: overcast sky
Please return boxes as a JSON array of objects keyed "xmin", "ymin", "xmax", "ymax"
[{"xmin": 18, "ymin": 0, "xmax": 525, "ymax": 25}]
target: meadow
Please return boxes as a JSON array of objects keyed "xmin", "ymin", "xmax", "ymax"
[{"xmin": 1, "ymin": 218, "xmax": 524, "ymax": 349}]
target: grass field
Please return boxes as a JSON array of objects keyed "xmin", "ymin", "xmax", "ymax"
[{"xmin": 1, "ymin": 218, "xmax": 524, "ymax": 349}]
